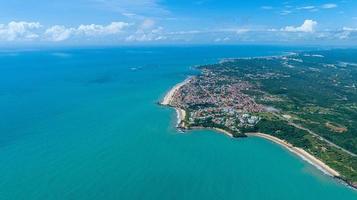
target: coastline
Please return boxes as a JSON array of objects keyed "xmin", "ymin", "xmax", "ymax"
[
  {"xmin": 175, "ymin": 108, "xmax": 186, "ymax": 128},
  {"xmin": 160, "ymin": 76, "xmax": 357, "ymax": 190},
  {"xmin": 188, "ymin": 126, "xmax": 235, "ymax": 138},
  {"xmin": 187, "ymin": 126, "xmax": 342, "ymax": 179},
  {"xmin": 160, "ymin": 77, "xmax": 192, "ymax": 127},
  {"xmin": 160, "ymin": 77, "xmax": 192, "ymax": 106},
  {"xmin": 246, "ymin": 133, "xmax": 357, "ymax": 190},
  {"xmin": 161, "ymin": 77, "xmax": 340, "ymax": 177},
  {"xmin": 245, "ymin": 132, "xmax": 340, "ymax": 177}
]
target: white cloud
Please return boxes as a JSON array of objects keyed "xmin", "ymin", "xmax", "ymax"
[
  {"xmin": 321, "ymin": 3, "xmax": 337, "ymax": 9},
  {"xmin": 140, "ymin": 19, "xmax": 155, "ymax": 30},
  {"xmin": 214, "ymin": 37, "xmax": 230, "ymax": 42},
  {"xmin": 125, "ymin": 19, "xmax": 165, "ymax": 42},
  {"xmin": 121, "ymin": 12, "xmax": 137, "ymax": 18},
  {"xmin": 275, "ymin": 3, "xmax": 338, "ymax": 15},
  {"xmin": 45, "ymin": 25, "xmax": 74, "ymax": 41},
  {"xmin": 282, "ymin": 20, "xmax": 317, "ymax": 33},
  {"xmin": 235, "ymin": 28, "xmax": 250, "ymax": 34},
  {"xmin": 337, "ymin": 27, "xmax": 357, "ymax": 39},
  {"xmin": 298, "ymin": 6, "xmax": 315, "ymax": 10},
  {"xmin": 297, "ymin": 6, "xmax": 319, "ymax": 12},
  {"xmin": 44, "ymin": 22, "xmax": 130, "ymax": 41},
  {"xmin": 0, "ymin": 21, "xmax": 41, "ymax": 41},
  {"xmin": 94, "ymin": 0, "xmax": 169, "ymax": 17},
  {"xmin": 77, "ymin": 22, "xmax": 129, "ymax": 36},
  {"xmin": 0, "ymin": 18, "xmax": 356, "ymax": 44},
  {"xmin": 261, "ymin": 6, "xmax": 273, "ymax": 10},
  {"xmin": 280, "ymin": 10, "xmax": 292, "ymax": 15},
  {"xmin": 168, "ymin": 30, "xmax": 202, "ymax": 35},
  {"xmin": 337, "ymin": 31, "xmax": 351, "ymax": 39},
  {"xmin": 342, "ymin": 27, "xmax": 357, "ymax": 31},
  {"xmin": 126, "ymin": 26, "xmax": 166, "ymax": 42}
]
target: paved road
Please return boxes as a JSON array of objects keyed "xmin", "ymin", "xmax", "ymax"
[
  {"xmin": 273, "ymin": 113, "xmax": 357, "ymax": 157},
  {"xmin": 199, "ymin": 82, "xmax": 357, "ymax": 157}
]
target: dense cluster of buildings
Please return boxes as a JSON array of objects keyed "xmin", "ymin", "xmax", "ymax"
[{"xmin": 170, "ymin": 69, "xmax": 264, "ymax": 133}]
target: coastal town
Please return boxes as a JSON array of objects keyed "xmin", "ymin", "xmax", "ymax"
[
  {"xmin": 161, "ymin": 51, "xmax": 357, "ymax": 189},
  {"xmin": 167, "ymin": 69, "xmax": 264, "ymax": 137}
]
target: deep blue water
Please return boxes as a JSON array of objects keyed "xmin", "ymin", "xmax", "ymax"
[{"xmin": 0, "ymin": 46, "xmax": 356, "ymax": 199}]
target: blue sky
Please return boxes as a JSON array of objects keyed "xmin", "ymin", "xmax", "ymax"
[{"xmin": 0, "ymin": 0, "xmax": 356, "ymax": 45}]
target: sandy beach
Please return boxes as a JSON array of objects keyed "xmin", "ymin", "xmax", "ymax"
[
  {"xmin": 190, "ymin": 128, "xmax": 341, "ymax": 179},
  {"xmin": 175, "ymin": 108, "xmax": 186, "ymax": 127},
  {"xmin": 161, "ymin": 77, "xmax": 192, "ymax": 127},
  {"xmin": 188, "ymin": 126, "xmax": 234, "ymax": 138},
  {"xmin": 183, "ymin": 127, "xmax": 341, "ymax": 179},
  {"xmin": 161, "ymin": 77, "xmax": 341, "ymax": 180},
  {"xmin": 161, "ymin": 77, "xmax": 192, "ymax": 106},
  {"xmin": 246, "ymin": 132, "xmax": 340, "ymax": 177}
]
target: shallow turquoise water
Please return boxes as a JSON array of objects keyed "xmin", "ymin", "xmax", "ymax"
[{"xmin": 0, "ymin": 46, "xmax": 356, "ymax": 199}]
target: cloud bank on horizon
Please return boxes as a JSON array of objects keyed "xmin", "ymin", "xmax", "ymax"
[{"xmin": 0, "ymin": 0, "xmax": 356, "ymax": 45}]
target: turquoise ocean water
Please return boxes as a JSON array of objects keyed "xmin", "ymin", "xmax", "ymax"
[{"xmin": 0, "ymin": 46, "xmax": 356, "ymax": 199}]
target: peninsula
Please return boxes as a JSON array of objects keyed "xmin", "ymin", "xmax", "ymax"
[{"xmin": 161, "ymin": 49, "xmax": 357, "ymax": 189}]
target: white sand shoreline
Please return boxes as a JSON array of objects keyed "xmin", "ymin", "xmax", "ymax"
[
  {"xmin": 161, "ymin": 77, "xmax": 192, "ymax": 127},
  {"xmin": 187, "ymin": 127, "xmax": 340, "ymax": 179},
  {"xmin": 161, "ymin": 77, "xmax": 192, "ymax": 106},
  {"xmin": 189, "ymin": 126, "xmax": 234, "ymax": 138},
  {"xmin": 183, "ymin": 126, "xmax": 341, "ymax": 179},
  {"xmin": 160, "ymin": 76, "xmax": 343, "ymax": 183},
  {"xmin": 246, "ymin": 132, "xmax": 340, "ymax": 177},
  {"xmin": 175, "ymin": 108, "xmax": 186, "ymax": 127}
]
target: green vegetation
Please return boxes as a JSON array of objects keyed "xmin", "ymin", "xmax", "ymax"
[
  {"xmin": 251, "ymin": 116, "xmax": 357, "ymax": 184},
  {"xmin": 184, "ymin": 108, "xmax": 245, "ymax": 137},
  {"xmin": 201, "ymin": 50, "xmax": 357, "ymax": 154},
  {"xmin": 198, "ymin": 49, "xmax": 357, "ymax": 185}
]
